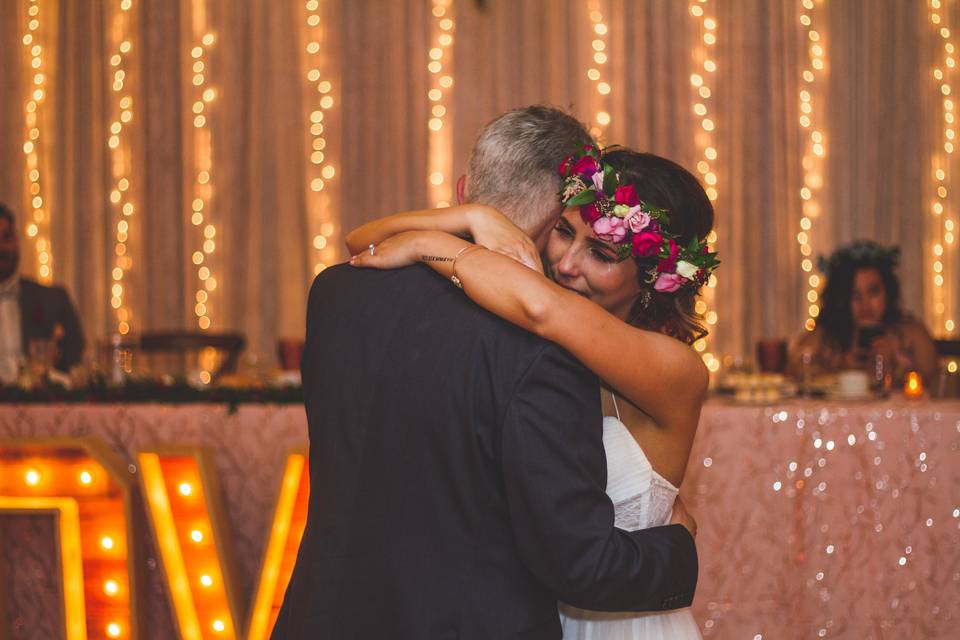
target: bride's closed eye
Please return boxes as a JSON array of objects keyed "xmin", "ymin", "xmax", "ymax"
[
  {"xmin": 553, "ymin": 223, "xmax": 573, "ymax": 237},
  {"xmin": 589, "ymin": 248, "xmax": 616, "ymax": 264}
]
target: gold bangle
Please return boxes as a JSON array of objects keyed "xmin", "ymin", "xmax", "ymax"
[{"xmin": 451, "ymin": 245, "xmax": 483, "ymax": 289}]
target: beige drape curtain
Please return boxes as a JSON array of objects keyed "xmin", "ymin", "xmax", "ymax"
[{"xmin": 1, "ymin": 0, "xmax": 956, "ymax": 366}]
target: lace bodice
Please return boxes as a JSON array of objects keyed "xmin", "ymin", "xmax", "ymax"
[{"xmin": 602, "ymin": 416, "xmax": 679, "ymax": 531}]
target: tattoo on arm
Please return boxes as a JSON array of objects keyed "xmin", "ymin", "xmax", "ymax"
[{"xmin": 421, "ymin": 255, "xmax": 454, "ymax": 263}]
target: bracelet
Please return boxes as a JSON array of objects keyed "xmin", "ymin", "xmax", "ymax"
[{"xmin": 451, "ymin": 245, "xmax": 483, "ymax": 289}]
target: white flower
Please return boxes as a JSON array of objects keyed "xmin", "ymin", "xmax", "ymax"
[
  {"xmin": 613, "ymin": 204, "xmax": 631, "ymax": 218},
  {"xmin": 675, "ymin": 260, "xmax": 699, "ymax": 279},
  {"xmin": 591, "ymin": 170, "xmax": 605, "ymax": 192}
]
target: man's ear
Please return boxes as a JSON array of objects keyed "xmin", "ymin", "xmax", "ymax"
[{"xmin": 456, "ymin": 175, "xmax": 467, "ymax": 205}]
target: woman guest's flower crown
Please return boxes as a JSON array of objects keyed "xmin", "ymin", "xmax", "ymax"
[
  {"xmin": 817, "ymin": 239, "xmax": 900, "ymax": 277},
  {"xmin": 557, "ymin": 146, "xmax": 720, "ymax": 294}
]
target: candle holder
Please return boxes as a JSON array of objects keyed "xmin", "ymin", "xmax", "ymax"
[{"xmin": 903, "ymin": 371, "xmax": 924, "ymax": 399}]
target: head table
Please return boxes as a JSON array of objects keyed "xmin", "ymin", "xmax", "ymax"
[{"xmin": 0, "ymin": 397, "xmax": 957, "ymax": 639}]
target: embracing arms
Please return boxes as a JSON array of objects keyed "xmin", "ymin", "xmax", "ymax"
[
  {"xmin": 347, "ymin": 204, "xmax": 543, "ymax": 272},
  {"xmin": 351, "ymin": 223, "xmax": 709, "ymax": 449}
]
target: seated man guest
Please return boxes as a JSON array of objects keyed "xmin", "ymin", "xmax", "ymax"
[
  {"xmin": 0, "ymin": 202, "xmax": 84, "ymax": 383},
  {"xmin": 787, "ymin": 240, "xmax": 937, "ymax": 386}
]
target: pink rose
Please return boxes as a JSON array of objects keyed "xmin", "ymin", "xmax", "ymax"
[
  {"xmin": 657, "ymin": 238, "xmax": 679, "ymax": 273},
  {"xmin": 592, "ymin": 216, "xmax": 628, "ymax": 243},
  {"xmin": 632, "ymin": 230, "xmax": 663, "ymax": 258},
  {"xmin": 625, "ymin": 207, "xmax": 650, "ymax": 233},
  {"xmin": 614, "ymin": 185, "xmax": 640, "ymax": 206},
  {"xmin": 591, "ymin": 171, "xmax": 605, "ymax": 192},
  {"xmin": 571, "ymin": 155, "xmax": 600, "ymax": 177},
  {"xmin": 580, "ymin": 202, "xmax": 602, "ymax": 223},
  {"xmin": 654, "ymin": 272, "xmax": 687, "ymax": 293}
]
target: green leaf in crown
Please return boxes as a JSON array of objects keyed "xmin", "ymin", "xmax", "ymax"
[{"xmin": 565, "ymin": 189, "xmax": 599, "ymax": 207}]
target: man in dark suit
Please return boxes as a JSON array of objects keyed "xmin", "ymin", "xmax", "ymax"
[
  {"xmin": 0, "ymin": 203, "xmax": 84, "ymax": 380},
  {"xmin": 272, "ymin": 107, "xmax": 698, "ymax": 639}
]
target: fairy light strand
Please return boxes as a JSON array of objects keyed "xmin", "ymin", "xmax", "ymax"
[
  {"xmin": 187, "ymin": 2, "xmax": 218, "ymax": 334},
  {"xmin": 929, "ymin": 0, "xmax": 957, "ymax": 336},
  {"xmin": 797, "ymin": 0, "xmax": 827, "ymax": 332},
  {"xmin": 304, "ymin": 0, "xmax": 338, "ymax": 275},
  {"xmin": 108, "ymin": 0, "xmax": 136, "ymax": 336},
  {"xmin": 689, "ymin": 0, "xmax": 720, "ymax": 372},
  {"xmin": 427, "ymin": 0, "xmax": 455, "ymax": 207},
  {"xmin": 587, "ymin": 2, "xmax": 611, "ymax": 139},
  {"xmin": 22, "ymin": 0, "xmax": 51, "ymax": 283}
]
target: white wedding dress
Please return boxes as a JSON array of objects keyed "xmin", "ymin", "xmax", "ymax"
[{"xmin": 559, "ymin": 411, "xmax": 702, "ymax": 640}]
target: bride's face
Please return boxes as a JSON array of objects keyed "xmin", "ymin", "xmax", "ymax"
[{"xmin": 545, "ymin": 208, "xmax": 643, "ymax": 322}]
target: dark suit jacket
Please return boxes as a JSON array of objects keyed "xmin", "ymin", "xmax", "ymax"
[
  {"xmin": 271, "ymin": 263, "xmax": 697, "ymax": 640},
  {"xmin": 19, "ymin": 277, "xmax": 85, "ymax": 371}
]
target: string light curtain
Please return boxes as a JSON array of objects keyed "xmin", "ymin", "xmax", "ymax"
[
  {"xmin": 0, "ymin": 0, "xmax": 954, "ymax": 367},
  {"xmin": 928, "ymin": 0, "xmax": 958, "ymax": 337},
  {"xmin": 106, "ymin": 0, "xmax": 138, "ymax": 336},
  {"xmin": 797, "ymin": 0, "xmax": 828, "ymax": 332},
  {"xmin": 302, "ymin": 0, "xmax": 340, "ymax": 274},
  {"xmin": 185, "ymin": 2, "xmax": 219, "ymax": 334},
  {"xmin": 688, "ymin": 0, "xmax": 721, "ymax": 372},
  {"xmin": 427, "ymin": 0, "xmax": 455, "ymax": 207},
  {"xmin": 20, "ymin": 0, "xmax": 52, "ymax": 284},
  {"xmin": 586, "ymin": 1, "xmax": 612, "ymax": 140}
]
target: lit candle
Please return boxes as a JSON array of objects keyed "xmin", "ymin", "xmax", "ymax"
[{"xmin": 904, "ymin": 371, "xmax": 924, "ymax": 398}]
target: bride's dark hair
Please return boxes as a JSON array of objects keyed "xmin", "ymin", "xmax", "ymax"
[{"xmin": 602, "ymin": 148, "xmax": 715, "ymax": 345}]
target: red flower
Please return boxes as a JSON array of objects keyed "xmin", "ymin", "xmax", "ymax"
[
  {"xmin": 657, "ymin": 238, "xmax": 680, "ymax": 272},
  {"xmin": 557, "ymin": 155, "xmax": 574, "ymax": 177},
  {"xmin": 614, "ymin": 185, "xmax": 640, "ymax": 206},
  {"xmin": 580, "ymin": 202, "xmax": 602, "ymax": 223},
  {"xmin": 571, "ymin": 155, "xmax": 600, "ymax": 177},
  {"xmin": 632, "ymin": 230, "xmax": 663, "ymax": 258}
]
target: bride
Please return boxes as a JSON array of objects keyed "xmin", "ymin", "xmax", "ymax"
[{"xmin": 347, "ymin": 146, "xmax": 716, "ymax": 639}]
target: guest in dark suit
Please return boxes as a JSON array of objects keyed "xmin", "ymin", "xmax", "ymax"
[
  {"xmin": 271, "ymin": 107, "xmax": 697, "ymax": 639},
  {"xmin": 0, "ymin": 203, "xmax": 84, "ymax": 380}
]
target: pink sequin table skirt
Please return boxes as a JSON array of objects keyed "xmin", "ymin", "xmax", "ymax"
[
  {"xmin": 0, "ymin": 399, "xmax": 958, "ymax": 639},
  {"xmin": 684, "ymin": 398, "xmax": 960, "ymax": 639}
]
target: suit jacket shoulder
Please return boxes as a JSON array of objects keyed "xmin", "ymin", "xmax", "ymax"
[{"xmin": 305, "ymin": 262, "xmax": 559, "ymax": 392}]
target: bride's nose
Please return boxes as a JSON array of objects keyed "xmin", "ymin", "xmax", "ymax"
[{"xmin": 554, "ymin": 246, "xmax": 582, "ymax": 278}]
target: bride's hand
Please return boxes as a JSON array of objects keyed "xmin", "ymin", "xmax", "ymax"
[
  {"xmin": 349, "ymin": 231, "xmax": 424, "ymax": 270},
  {"xmin": 466, "ymin": 205, "xmax": 543, "ymax": 274}
]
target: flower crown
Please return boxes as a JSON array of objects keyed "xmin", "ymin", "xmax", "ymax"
[
  {"xmin": 817, "ymin": 240, "xmax": 900, "ymax": 277},
  {"xmin": 557, "ymin": 146, "xmax": 720, "ymax": 293}
]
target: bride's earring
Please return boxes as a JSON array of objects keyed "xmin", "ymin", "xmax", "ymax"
[{"xmin": 639, "ymin": 289, "xmax": 652, "ymax": 309}]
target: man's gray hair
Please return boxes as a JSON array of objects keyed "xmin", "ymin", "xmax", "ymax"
[{"xmin": 466, "ymin": 106, "xmax": 593, "ymax": 231}]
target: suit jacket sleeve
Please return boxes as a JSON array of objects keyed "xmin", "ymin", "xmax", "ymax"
[{"xmin": 500, "ymin": 344, "xmax": 698, "ymax": 612}]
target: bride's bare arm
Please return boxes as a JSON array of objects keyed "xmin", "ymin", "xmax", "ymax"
[
  {"xmin": 345, "ymin": 203, "xmax": 543, "ymax": 271},
  {"xmin": 351, "ymin": 230, "xmax": 709, "ymax": 437},
  {"xmin": 345, "ymin": 205, "xmax": 481, "ymax": 255}
]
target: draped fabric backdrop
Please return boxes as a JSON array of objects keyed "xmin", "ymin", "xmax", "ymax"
[{"xmin": 0, "ymin": 0, "xmax": 957, "ymax": 366}]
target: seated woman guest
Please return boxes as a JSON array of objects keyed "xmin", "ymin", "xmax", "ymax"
[{"xmin": 787, "ymin": 240, "xmax": 937, "ymax": 386}]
